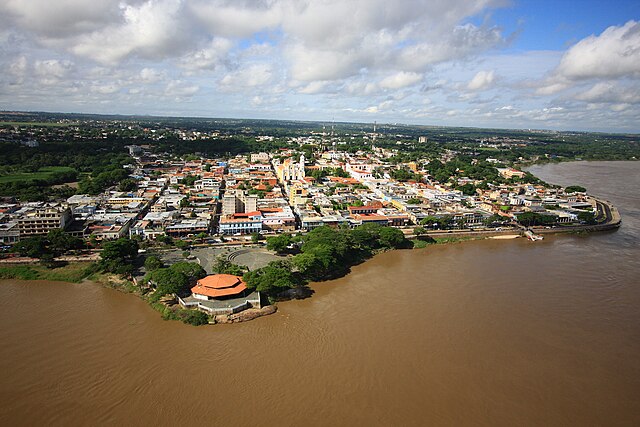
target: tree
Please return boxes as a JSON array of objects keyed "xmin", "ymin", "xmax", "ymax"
[
  {"xmin": 170, "ymin": 261, "xmax": 206, "ymax": 282},
  {"xmin": 378, "ymin": 227, "xmax": 407, "ymax": 249},
  {"xmin": 99, "ymin": 237, "xmax": 139, "ymax": 274},
  {"xmin": 577, "ymin": 211, "xmax": 596, "ymax": 224},
  {"xmin": 406, "ymin": 198, "xmax": 422, "ymax": 204},
  {"xmin": 146, "ymin": 268, "xmax": 189, "ymax": 297},
  {"xmin": 266, "ymin": 234, "xmax": 292, "ymax": 254},
  {"xmin": 243, "ymin": 261, "xmax": 298, "ymax": 296},
  {"xmin": 413, "ymin": 226, "xmax": 426, "ymax": 236},
  {"xmin": 516, "ymin": 212, "xmax": 557, "ymax": 227},
  {"xmin": 12, "ymin": 236, "xmax": 48, "ymax": 258},
  {"xmin": 456, "ymin": 183, "xmax": 476, "ymax": 196},
  {"xmin": 211, "ymin": 256, "xmax": 247, "ymax": 276},
  {"xmin": 118, "ymin": 178, "xmax": 138, "ymax": 192},
  {"xmin": 175, "ymin": 239, "xmax": 189, "ymax": 250},
  {"xmin": 565, "ymin": 185, "xmax": 587, "ymax": 194},
  {"xmin": 101, "ymin": 238, "xmax": 138, "ymax": 262},
  {"xmin": 291, "ymin": 252, "xmax": 324, "ymax": 278},
  {"xmin": 144, "ymin": 255, "xmax": 164, "ymax": 271},
  {"xmin": 47, "ymin": 229, "xmax": 82, "ymax": 255},
  {"xmin": 251, "ymin": 232, "xmax": 262, "ymax": 244}
]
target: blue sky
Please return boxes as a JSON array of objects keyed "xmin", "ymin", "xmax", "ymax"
[{"xmin": 0, "ymin": 0, "xmax": 639, "ymax": 132}]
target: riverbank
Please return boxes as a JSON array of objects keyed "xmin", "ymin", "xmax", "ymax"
[
  {"xmin": 0, "ymin": 192, "xmax": 622, "ymax": 327},
  {"xmin": 0, "ymin": 261, "xmax": 97, "ymax": 283}
]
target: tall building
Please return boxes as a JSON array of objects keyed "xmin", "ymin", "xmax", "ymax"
[
  {"xmin": 275, "ymin": 155, "xmax": 306, "ymax": 183},
  {"xmin": 17, "ymin": 206, "xmax": 71, "ymax": 238},
  {"xmin": 222, "ymin": 190, "xmax": 259, "ymax": 216}
]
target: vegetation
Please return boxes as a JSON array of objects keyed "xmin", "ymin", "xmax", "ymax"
[
  {"xmin": 211, "ymin": 256, "xmax": 247, "ymax": 276},
  {"xmin": 150, "ymin": 303, "xmax": 209, "ymax": 326},
  {"xmin": 12, "ymin": 229, "xmax": 83, "ymax": 260},
  {"xmin": 144, "ymin": 261, "xmax": 206, "ymax": 301},
  {"xmin": 144, "ymin": 255, "xmax": 164, "ymax": 271},
  {"xmin": 565, "ymin": 185, "xmax": 587, "ymax": 193},
  {"xmin": 266, "ymin": 233, "xmax": 292, "ymax": 254},
  {"xmin": 98, "ymin": 237, "xmax": 139, "ymax": 275},
  {"xmin": 243, "ymin": 261, "xmax": 300, "ymax": 295},
  {"xmin": 516, "ymin": 212, "xmax": 557, "ymax": 227},
  {"xmin": 0, "ymin": 262, "xmax": 97, "ymax": 282}
]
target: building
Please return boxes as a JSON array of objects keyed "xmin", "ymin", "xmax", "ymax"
[
  {"xmin": 275, "ymin": 155, "xmax": 305, "ymax": 183},
  {"xmin": 250, "ymin": 152, "xmax": 270, "ymax": 163},
  {"xmin": 222, "ymin": 190, "xmax": 258, "ymax": 216},
  {"xmin": 178, "ymin": 274, "xmax": 262, "ymax": 315},
  {"xmin": 497, "ymin": 168, "xmax": 526, "ymax": 179},
  {"xmin": 17, "ymin": 206, "xmax": 71, "ymax": 238},
  {"xmin": 218, "ymin": 212, "xmax": 263, "ymax": 235}
]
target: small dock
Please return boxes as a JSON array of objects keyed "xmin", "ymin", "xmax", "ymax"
[{"xmin": 524, "ymin": 230, "xmax": 544, "ymax": 241}]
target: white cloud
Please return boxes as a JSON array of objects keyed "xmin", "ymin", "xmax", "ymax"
[
  {"xmin": 139, "ymin": 68, "xmax": 165, "ymax": 84},
  {"xmin": 556, "ymin": 20, "xmax": 640, "ymax": 80},
  {"xmin": 178, "ymin": 38, "xmax": 233, "ymax": 71},
  {"xmin": 536, "ymin": 21, "xmax": 640, "ymax": 97},
  {"xmin": 467, "ymin": 70, "xmax": 495, "ymax": 91},
  {"xmin": 165, "ymin": 80, "xmax": 199, "ymax": 97},
  {"xmin": 380, "ymin": 72, "xmax": 422, "ymax": 90},
  {"xmin": 575, "ymin": 82, "xmax": 640, "ymax": 104},
  {"xmin": 71, "ymin": 0, "xmax": 191, "ymax": 64},
  {"xmin": 0, "ymin": 0, "xmax": 121, "ymax": 38},
  {"xmin": 219, "ymin": 63, "xmax": 273, "ymax": 89},
  {"xmin": 32, "ymin": 59, "xmax": 74, "ymax": 85}
]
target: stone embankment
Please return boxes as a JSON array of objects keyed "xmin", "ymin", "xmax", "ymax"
[{"xmin": 213, "ymin": 305, "xmax": 277, "ymax": 324}]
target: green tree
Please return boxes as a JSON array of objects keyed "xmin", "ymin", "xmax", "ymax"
[
  {"xmin": 565, "ymin": 185, "xmax": 587, "ymax": 194},
  {"xmin": 47, "ymin": 229, "xmax": 82, "ymax": 255},
  {"xmin": 118, "ymin": 178, "xmax": 138, "ymax": 192},
  {"xmin": 144, "ymin": 255, "xmax": 164, "ymax": 271},
  {"xmin": 266, "ymin": 234, "xmax": 292, "ymax": 254},
  {"xmin": 146, "ymin": 268, "xmax": 189, "ymax": 297},
  {"xmin": 243, "ymin": 261, "xmax": 298, "ymax": 296},
  {"xmin": 577, "ymin": 211, "xmax": 596, "ymax": 224},
  {"xmin": 378, "ymin": 227, "xmax": 407, "ymax": 249},
  {"xmin": 175, "ymin": 239, "xmax": 189, "ymax": 250},
  {"xmin": 169, "ymin": 261, "xmax": 206, "ymax": 282},
  {"xmin": 516, "ymin": 212, "xmax": 557, "ymax": 227},
  {"xmin": 211, "ymin": 256, "xmax": 247, "ymax": 276},
  {"xmin": 12, "ymin": 236, "xmax": 48, "ymax": 259},
  {"xmin": 413, "ymin": 226, "xmax": 426, "ymax": 236},
  {"xmin": 99, "ymin": 237, "xmax": 139, "ymax": 274}
]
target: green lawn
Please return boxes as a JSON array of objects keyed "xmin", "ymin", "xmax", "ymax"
[{"xmin": 0, "ymin": 166, "xmax": 77, "ymax": 184}]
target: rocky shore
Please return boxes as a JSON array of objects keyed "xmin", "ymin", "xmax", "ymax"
[{"xmin": 213, "ymin": 305, "xmax": 278, "ymax": 324}]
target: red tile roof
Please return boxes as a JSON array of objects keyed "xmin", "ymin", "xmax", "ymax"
[{"xmin": 192, "ymin": 274, "xmax": 247, "ymax": 298}]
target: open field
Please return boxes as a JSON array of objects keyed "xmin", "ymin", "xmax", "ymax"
[
  {"xmin": 0, "ymin": 121, "xmax": 72, "ymax": 127},
  {"xmin": 0, "ymin": 166, "xmax": 77, "ymax": 184},
  {"xmin": 0, "ymin": 262, "xmax": 96, "ymax": 283}
]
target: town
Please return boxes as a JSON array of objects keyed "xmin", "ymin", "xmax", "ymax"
[{"xmin": 0, "ymin": 115, "xmax": 623, "ymax": 324}]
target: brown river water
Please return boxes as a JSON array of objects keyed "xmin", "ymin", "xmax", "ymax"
[{"xmin": 1, "ymin": 161, "xmax": 639, "ymax": 426}]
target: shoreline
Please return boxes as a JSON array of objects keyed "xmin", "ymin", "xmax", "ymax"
[{"xmin": 0, "ymin": 198, "xmax": 621, "ymax": 325}]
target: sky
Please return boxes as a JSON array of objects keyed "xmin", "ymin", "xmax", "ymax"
[{"xmin": 1, "ymin": 0, "xmax": 639, "ymax": 132}]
